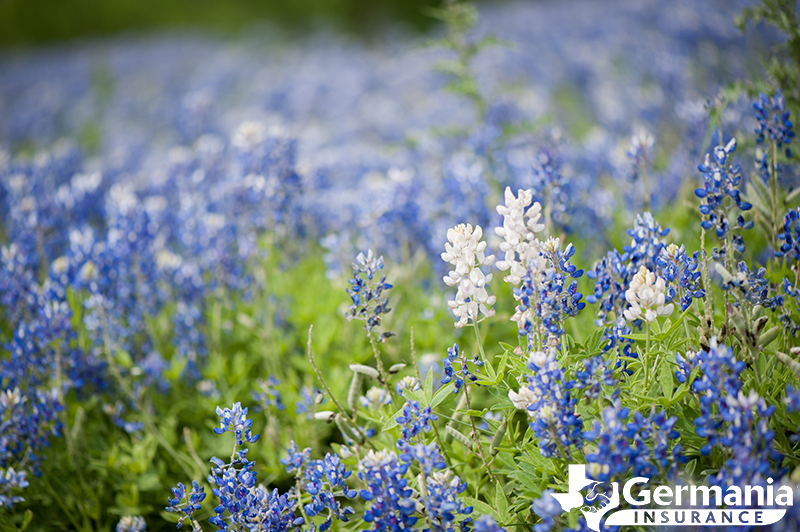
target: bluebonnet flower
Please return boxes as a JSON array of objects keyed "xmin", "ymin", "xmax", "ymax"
[
  {"xmin": 622, "ymin": 266, "xmax": 674, "ymax": 323},
  {"xmin": 441, "ymin": 224, "xmax": 497, "ymax": 328},
  {"xmin": 346, "ymin": 250, "xmax": 395, "ymax": 341},
  {"xmin": 509, "ymin": 348, "xmax": 582, "ymax": 459},
  {"xmin": 565, "ymin": 355, "xmax": 616, "ymax": 401},
  {"xmin": 785, "ymin": 385, "xmax": 800, "ymax": 413},
  {"xmin": 583, "ymin": 400, "xmax": 683, "ymax": 482},
  {"xmin": 586, "ymin": 249, "xmax": 630, "ymax": 326},
  {"xmin": 495, "ymin": 187, "xmax": 546, "ymax": 287},
  {"xmin": 694, "ymin": 138, "xmax": 753, "ymax": 256},
  {"xmin": 0, "ymin": 467, "xmax": 29, "ymax": 508},
  {"xmin": 779, "ymin": 279, "xmax": 800, "ymax": 337},
  {"xmin": 471, "ymin": 515, "xmax": 506, "ymax": 532},
  {"xmin": 776, "ymin": 207, "xmax": 800, "ymax": 261},
  {"xmin": 281, "ymin": 442, "xmax": 312, "ymax": 474},
  {"xmin": 251, "ymin": 377, "xmax": 284, "ymax": 412},
  {"xmin": 531, "ymin": 147, "xmax": 570, "ymax": 232},
  {"xmin": 627, "ymin": 130, "xmax": 655, "ymax": 182},
  {"xmin": 116, "ymin": 516, "xmax": 147, "ymax": 532},
  {"xmin": 690, "ymin": 340, "xmax": 781, "ymax": 487},
  {"xmin": 532, "ymin": 489, "xmax": 561, "ymax": 532},
  {"xmin": 301, "ymin": 453, "xmax": 357, "ymax": 530},
  {"xmin": 201, "ymin": 404, "xmax": 304, "ymax": 532},
  {"xmin": 357, "ymin": 450, "xmax": 418, "ymax": 532},
  {"xmin": 624, "ymin": 212, "xmax": 669, "ymax": 272},
  {"xmin": 295, "ymin": 387, "xmax": 325, "ymax": 420},
  {"xmin": 395, "ymin": 376, "xmax": 421, "ymax": 396},
  {"xmin": 360, "ymin": 387, "xmax": 393, "ymax": 410},
  {"xmin": 165, "ymin": 480, "xmax": 206, "ymax": 529},
  {"xmin": 719, "ymin": 261, "xmax": 779, "ymax": 310},
  {"xmin": 399, "ymin": 441, "xmax": 447, "ymax": 475},
  {"xmin": 656, "ymin": 243, "xmax": 705, "ymax": 311},
  {"xmin": 423, "ymin": 469, "xmax": 473, "ymax": 532},
  {"xmin": 105, "ymin": 401, "xmax": 145, "ymax": 434},
  {"xmin": 512, "ymin": 237, "xmax": 585, "ymax": 345},
  {"xmin": 754, "ymin": 90, "xmax": 795, "ymax": 183},
  {"xmin": 213, "ymin": 403, "xmax": 260, "ymax": 445},
  {"xmin": 441, "ymin": 344, "xmax": 483, "ymax": 394},
  {"xmin": 396, "ymin": 401, "xmax": 438, "ymax": 442}
]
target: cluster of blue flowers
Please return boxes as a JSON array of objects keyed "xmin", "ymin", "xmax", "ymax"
[
  {"xmin": 169, "ymin": 403, "xmax": 307, "ymax": 532},
  {"xmin": 754, "ymin": 90, "xmax": 795, "ymax": 183},
  {"xmin": 523, "ymin": 349, "xmax": 583, "ymax": 459},
  {"xmin": 346, "ymin": 250, "xmax": 395, "ymax": 342},
  {"xmin": 583, "ymin": 401, "xmax": 683, "ymax": 482},
  {"xmin": 441, "ymin": 344, "xmax": 483, "ymax": 395},
  {"xmin": 695, "ymin": 139, "xmax": 753, "ymax": 256},
  {"xmin": 687, "ymin": 341, "xmax": 782, "ymax": 487}
]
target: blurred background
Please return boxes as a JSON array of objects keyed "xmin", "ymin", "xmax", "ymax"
[{"xmin": 0, "ymin": 0, "xmax": 491, "ymax": 46}]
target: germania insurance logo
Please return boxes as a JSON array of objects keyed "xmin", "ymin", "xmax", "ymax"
[{"xmin": 551, "ymin": 464, "xmax": 793, "ymax": 531}]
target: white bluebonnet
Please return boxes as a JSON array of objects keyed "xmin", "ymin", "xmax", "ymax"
[
  {"xmin": 622, "ymin": 266, "xmax": 673, "ymax": 323},
  {"xmin": 395, "ymin": 376, "xmax": 421, "ymax": 396},
  {"xmin": 360, "ymin": 387, "xmax": 392, "ymax": 409},
  {"xmin": 441, "ymin": 224, "xmax": 496, "ymax": 328},
  {"xmin": 495, "ymin": 187, "xmax": 545, "ymax": 286}
]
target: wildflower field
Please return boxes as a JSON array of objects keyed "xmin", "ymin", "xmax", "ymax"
[{"xmin": 3, "ymin": 0, "xmax": 800, "ymax": 530}]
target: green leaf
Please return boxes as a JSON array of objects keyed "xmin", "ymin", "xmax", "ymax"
[
  {"xmin": 382, "ymin": 407, "xmax": 404, "ymax": 432},
  {"xmin": 495, "ymin": 486, "xmax": 509, "ymax": 521},
  {"xmin": 660, "ymin": 363, "xmax": 674, "ymax": 401},
  {"xmin": 463, "ymin": 498, "xmax": 500, "ymax": 521},
  {"xmin": 431, "ymin": 382, "xmax": 456, "ymax": 407},
  {"xmin": 424, "ymin": 369, "xmax": 435, "ymax": 403}
]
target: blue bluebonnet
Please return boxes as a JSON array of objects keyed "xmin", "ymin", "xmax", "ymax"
[
  {"xmin": 565, "ymin": 355, "xmax": 617, "ymax": 401},
  {"xmin": 441, "ymin": 343, "xmax": 483, "ymax": 394},
  {"xmin": 720, "ymin": 261, "xmax": 779, "ymax": 310},
  {"xmin": 513, "ymin": 238, "xmax": 585, "ymax": 344},
  {"xmin": 357, "ymin": 450, "xmax": 418, "ymax": 532},
  {"xmin": 778, "ymin": 279, "xmax": 800, "ymax": 337},
  {"xmin": 754, "ymin": 90, "xmax": 795, "ymax": 184},
  {"xmin": 396, "ymin": 400, "xmax": 438, "ymax": 442},
  {"xmin": 583, "ymin": 400, "xmax": 683, "ymax": 482},
  {"xmin": 785, "ymin": 385, "xmax": 800, "ymax": 413},
  {"xmin": 0, "ymin": 467, "xmax": 29, "ymax": 508},
  {"xmin": 690, "ymin": 340, "xmax": 781, "ymax": 488},
  {"xmin": 165, "ymin": 480, "xmax": 206, "ymax": 529},
  {"xmin": 116, "ymin": 516, "xmax": 147, "ymax": 532},
  {"xmin": 776, "ymin": 207, "xmax": 800, "ymax": 261},
  {"xmin": 694, "ymin": 139, "xmax": 753, "ymax": 256},
  {"xmin": 346, "ymin": 250, "xmax": 395, "ymax": 342},
  {"xmin": 586, "ymin": 249, "xmax": 630, "ymax": 326},
  {"xmin": 252, "ymin": 377, "xmax": 284, "ymax": 412},
  {"xmin": 201, "ymin": 404, "xmax": 304, "ymax": 532},
  {"xmin": 213, "ymin": 402, "xmax": 260, "ymax": 445},
  {"xmin": 624, "ymin": 212, "xmax": 669, "ymax": 272},
  {"xmin": 531, "ymin": 147, "xmax": 570, "ymax": 232},
  {"xmin": 423, "ymin": 469, "xmax": 474, "ymax": 532},
  {"xmin": 301, "ymin": 453, "xmax": 357, "ymax": 530},
  {"xmin": 471, "ymin": 515, "xmax": 506, "ymax": 532},
  {"xmin": 399, "ymin": 441, "xmax": 447, "ymax": 475},
  {"xmin": 295, "ymin": 387, "xmax": 325, "ymax": 420},
  {"xmin": 522, "ymin": 348, "xmax": 583, "ymax": 459},
  {"xmin": 656, "ymin": 244, "xmax": 705, "ymax": 311},
  {"xmin": 627, "ymin": 131, "xmax": 655, "ymax": 183},
  {"xmin": 281, "ymin": 441, "xmax": 312, "ymax": 474},
  {"xmin": 532, "ymin": 489, "xmax": 561, "ymax": 532}
]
